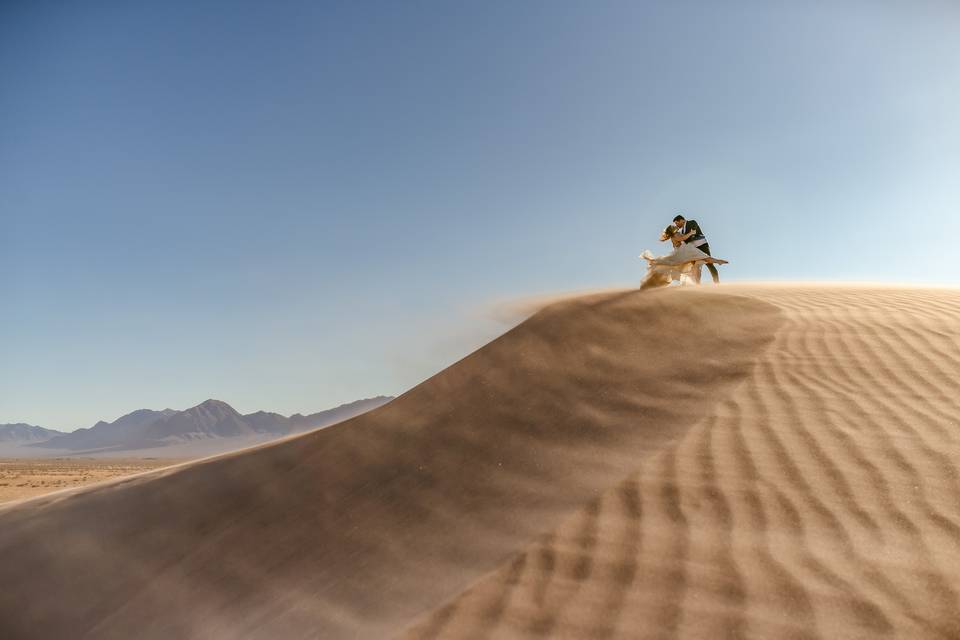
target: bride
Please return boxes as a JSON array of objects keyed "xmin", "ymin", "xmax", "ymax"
[{"xmin": 639, "ymin": 224, "xmax": 728, "ymax": 290}]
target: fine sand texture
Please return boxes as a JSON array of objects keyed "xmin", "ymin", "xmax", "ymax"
[
  {"xmin": 2, "ymin": 285, "xmax": 959, "ymax": 639},
  {"xmin": 401, "ymin": 285, "xmax": 960, "ymax": 640}
]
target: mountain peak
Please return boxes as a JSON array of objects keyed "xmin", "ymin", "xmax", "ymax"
[
  {"xmin": 183, "ymin": 399, "xmax": 241, "ymax": 418},
  {"xmin": 195, "ymin": 399, "xmax": 234, "ymax": 410}
]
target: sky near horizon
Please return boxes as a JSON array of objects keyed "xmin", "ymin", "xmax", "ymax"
[{"xmin": 3, "ymin": 1, "xmax": 959, "ymax": 429}]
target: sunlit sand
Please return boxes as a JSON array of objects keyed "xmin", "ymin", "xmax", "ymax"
[{"xmin": 1, "ymin": 284, "xmax": 959, "ymax": 639}]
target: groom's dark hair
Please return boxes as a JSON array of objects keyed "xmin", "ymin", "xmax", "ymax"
[{"xmin": 673, "ymin": 214, "xmax": 685, "ymax": 223}]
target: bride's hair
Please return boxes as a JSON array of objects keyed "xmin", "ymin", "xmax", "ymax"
[{"xmin": 660, "ymin": 224, "xmax": 677, "ymax": 242}]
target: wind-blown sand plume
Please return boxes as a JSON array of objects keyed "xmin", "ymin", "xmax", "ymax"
[
  {"xmin": 401, "ymin": 286, "xmax": 960, "ymax": 640},
  {"xmin": 0, "ymin": 289, "xmax": 777, "ymax": 640}
]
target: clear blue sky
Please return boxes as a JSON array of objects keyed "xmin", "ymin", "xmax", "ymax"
[{"xmin": 3, "ymin": 1, "xmax": 959, "ymax": 429}]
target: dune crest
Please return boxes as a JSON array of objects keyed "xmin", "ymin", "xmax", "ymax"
[
  {"xmin": 401, "ymin": 286, "xmax": 960, "ymax": 640},
  {"xmin": 0, "ymin": 289, "xmax": 777, "ymax": 639}
]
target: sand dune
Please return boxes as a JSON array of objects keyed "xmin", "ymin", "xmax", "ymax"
[
  {"xmin": 401, "ymin": 286, "xmax": 960, "ymax": 639},
  {"xmin": 2, "ymin": 285, "xmax": 959, "ymax": 639}
]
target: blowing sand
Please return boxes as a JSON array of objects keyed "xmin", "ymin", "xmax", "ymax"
[{"xmin": 1, "ymin": 285, "xmax": 959, "ymax": 639}]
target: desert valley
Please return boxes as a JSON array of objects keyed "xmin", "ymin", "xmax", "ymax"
[{"xmin": 0, "ymin": 397, "xmax": 391, "ymax": 504}]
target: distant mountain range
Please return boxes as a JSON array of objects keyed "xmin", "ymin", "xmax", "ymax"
[
  {"xmin": 0, "ymin": 423, "xmax": 64, "ymax": 443},
  {"xmin": 0, "ymin": 397, "xmax": 392, "ymax": 454}
]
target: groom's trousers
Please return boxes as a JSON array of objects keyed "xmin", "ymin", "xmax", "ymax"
[{"xmin": 697, "ymin": 243, "xmax": 720, "ymax": 283}]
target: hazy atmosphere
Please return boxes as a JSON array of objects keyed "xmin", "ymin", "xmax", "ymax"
[{"xmin": 4, "ymin": 0, "xmax": 959, "ymax": 428}]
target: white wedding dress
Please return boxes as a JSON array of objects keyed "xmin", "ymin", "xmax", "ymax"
[{"xmin": 639, "ymin": 243, "xmax": 725, "ymax": 289}]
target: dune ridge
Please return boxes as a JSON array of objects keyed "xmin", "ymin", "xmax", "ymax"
[
  {"xmin": 401, "ymin": 286, "xmax": 960, "ymax": 639},
  {"xmin": 0, "ymin": 288, "xmax": 778, "ymax": 639}
]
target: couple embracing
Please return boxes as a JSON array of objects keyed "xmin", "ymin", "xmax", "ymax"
[{"xmin": 640, "ymin": 214, "xmax": 727, "ymax": 290}]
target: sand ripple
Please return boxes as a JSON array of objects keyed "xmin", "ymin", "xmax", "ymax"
[{"xmin": 402, "ymin": 286, "xmax": 960, "ymax": 640}]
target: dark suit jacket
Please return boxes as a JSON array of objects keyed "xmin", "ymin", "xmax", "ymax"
[{"xmin": 681, "ymin": 220, "xmax": 706, "ymax": 245}]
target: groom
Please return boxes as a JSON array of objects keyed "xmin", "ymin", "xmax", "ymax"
[{"xmin": 673, "ymin": 214, "xmax": 720, "ymax": 284}]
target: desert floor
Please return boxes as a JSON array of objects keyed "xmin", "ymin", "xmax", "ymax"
[
  {"xmin": 0, "ymin": 458, "xmax": 182, "ymax": 504},
  {"xmin": 1, "ymin": 284, "xmax": 958, "ymax": 639}
]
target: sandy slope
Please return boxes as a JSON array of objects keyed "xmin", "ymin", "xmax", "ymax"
[
  {"xmin": 401, "ymin": 285, "xmax": 960, "ymax": 640},
  {"xmin": 2, "ymin": 286, "xmax": 959, "ymax": 639},
  {"xmin": 0, "ymin": 288, "xmax": 776, "ymax": 639}
]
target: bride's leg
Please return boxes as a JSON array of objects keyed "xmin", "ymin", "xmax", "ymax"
[{"xmin": 691, "ymin": 262, "xmax": 702, "ymax": 284}]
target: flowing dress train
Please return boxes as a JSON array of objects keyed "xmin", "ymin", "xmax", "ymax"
[{"xmin": 639, "ymin": 244, "xmax": 728, "ymax": 290}]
